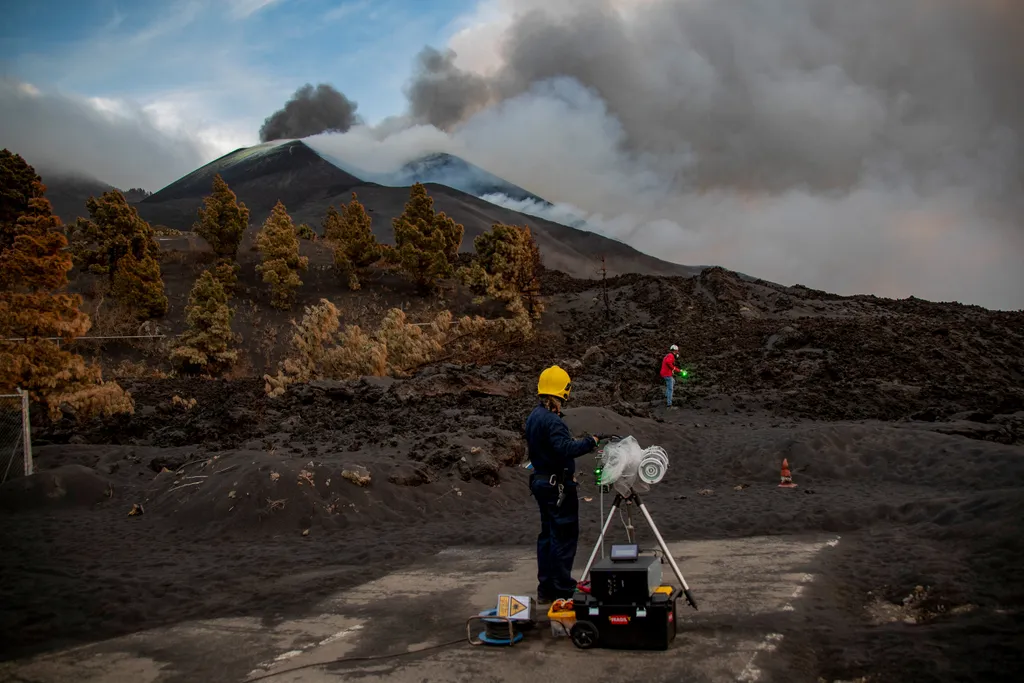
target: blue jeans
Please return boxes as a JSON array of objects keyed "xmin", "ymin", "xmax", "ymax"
[{"xmin": 664, "ymin": 375, "xmax": 674, "ymax": 406}]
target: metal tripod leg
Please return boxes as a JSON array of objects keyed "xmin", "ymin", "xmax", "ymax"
[
  {"xmin": 636, "ymin": 501, "xmax": 699, "ymax": 610},
  {"xmin": 580, "ymin": 495, "xmax": 622, "ymax": 583}
]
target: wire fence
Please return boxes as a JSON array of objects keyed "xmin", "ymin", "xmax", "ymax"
[
  {"xmin": 1, "ymin": 334, "xmax": 173, "ymax": 349},
  {"xmin": 0, "ymin": 391, "xmax": 32, "ymax": 485}
]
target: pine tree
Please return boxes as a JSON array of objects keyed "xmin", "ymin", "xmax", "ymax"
[
  {"xmin": 112, "ymin": 251, "xmax": 169, "ymax": 318},
  {"xmin": 459, "ymin": 223, "xmax": 544, "ymax": 318},
  {"xmin": 255, "ymin": 201, "xmax": 308, "ymax": 309},
  {"xmin": 1, "ymin": 149, "xmax": 44, "ymax": 251},
  {"xmin": 213, "ymin": 259, "xmax": 240, "ymax": 296},
  {"xmin": 170, "ymin": 269, "xmax": 238, "ymax": 374},
  {"xmin": 0, "ymin": 152, "xmax": 133, "ymax": 419},
  {"xmin": 193, "ymin": 174, "xmax": 249, "ymax": 260},
  {"xmin": 323, "ymin": 193, "xmax": 382, "ymax": 290},
  {"xmin": 69, "ymin": 190, "xmax": 168, "ymax": 319},
  {"xmin": 391, "ymin": 183, "xmax": 463, "ymax": 290}
]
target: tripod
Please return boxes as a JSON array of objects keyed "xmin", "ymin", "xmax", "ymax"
[{"xmin": 579, "ymin": 488, "xmax": 699, "ymax": 610}]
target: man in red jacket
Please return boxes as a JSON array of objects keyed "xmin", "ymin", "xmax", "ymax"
[{"xmin": 661, "ymin": 344, "xmax": 681, "ymax": 407}]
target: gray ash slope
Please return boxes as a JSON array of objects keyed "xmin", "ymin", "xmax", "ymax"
[{"xmin": 134, "ymin": 140, "xmax": 696, "ymax": 280}]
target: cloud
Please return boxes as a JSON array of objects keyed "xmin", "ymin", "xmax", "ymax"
[
  {"xmin": 323, "ymin": 0, "xmax": 371, "ymax": 23},
  {"xmin": 226, "ymin": 0, "xmax": 284, "ymax": 20},
  {"xmin": 259, "ymin": 83, "xmax": 361, "ymax": 142},
  {"xmin": 370, "ymin": 0, "xmax": 1023, "ymax": 309},
  {"xmin": 0, "ymin": 78, "xmax": 215, "ymax": 191}
]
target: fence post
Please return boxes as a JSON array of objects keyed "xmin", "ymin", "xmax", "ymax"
[{"xmin": 16, "ymin": 388, "xmax": 32, "ymax": 476}]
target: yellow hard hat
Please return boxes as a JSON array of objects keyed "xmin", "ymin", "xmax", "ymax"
[{"xmin": 537, "ymin": 365, "xmax": 572, "ymax": 400}]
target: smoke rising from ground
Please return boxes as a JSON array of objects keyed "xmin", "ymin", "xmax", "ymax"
[
  {"xmin": 259, "ymin": 83, "xmax": 360, "ymax": 142},
  {"xmin": 348, "ymin": 0, "xmax": 1023, "ymax": 309}
]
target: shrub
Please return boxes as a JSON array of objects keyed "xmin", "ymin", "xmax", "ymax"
[{"xmin": 263, "ymin": 298, "xmax": 535, "ymax": 396}]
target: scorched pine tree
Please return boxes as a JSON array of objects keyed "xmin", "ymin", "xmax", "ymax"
[
  {"xmin": 255, "ymin": 200, "xmax": 308, "ymax": 309},
  {"xmin": 322, "ymin": 192, "xmax": 382, "ymax": 290},
  {"xmin": 459, "ymin": 223, "xmax": 544, "ymax": 319},
  {"xmin": 193, "ymin": 174, "xmax": 249, "ymax": 260},
  {"xmin": 391, "ymin": 183, "xmax": 463, "ymax": 290},
  {"xmin": 69, "ymin": 190, "xmax": 168, "ymax": 319},
  {"xmin": 0, "ymin": 149, "xmax": 133, "ymax": 419},
  {"xmin": 193, "ymin": 174, "xmax": 248, "ymax": 295},
  {"xmin": 170, "ymin": 269, "xmax": 238, "ymax": 374}
]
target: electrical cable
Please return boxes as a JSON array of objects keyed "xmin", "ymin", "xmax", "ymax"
[
  {"xmin": 244, "ymin": 619, "xmax": 555, "ymax": 681},
  {"xmin": 244, "ymin": 638, "xmax": 466, "ymax": 682}
]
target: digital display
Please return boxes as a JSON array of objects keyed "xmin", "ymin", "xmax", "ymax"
[{"xmin": 610, "ymin": 544, "xmax": 639, "ymax": 561}]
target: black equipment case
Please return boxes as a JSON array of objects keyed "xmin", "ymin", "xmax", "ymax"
[
  {"xmin": 589, "ymin": 554, "xmax": 662, "ymax": 603},
  {"xmin": 570, "ymin": 585, "xmax": 678, "ymax": 650}
]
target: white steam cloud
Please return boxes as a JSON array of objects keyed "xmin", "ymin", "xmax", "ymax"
[
  {"xmin": 0, "ymin": 78, "xmax": 212, "ymax": 191},
  {"xmin": 309, "ymin": 0, "xmax": 1024, "ymax": 310}
]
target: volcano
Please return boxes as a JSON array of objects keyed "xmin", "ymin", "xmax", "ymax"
[{"xmin": 132, "ymin": 140, "xmax": 698, "ymax": 279}]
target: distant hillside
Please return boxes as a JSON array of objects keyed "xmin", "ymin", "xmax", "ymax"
[
  {"xmin": 313, "ymin": 148, "xmax": 551, "ymax": 206},
  {"xmin": 136, "ymin": 140, "xmax": 698, "ymax": 279},
  {"xmin": 38, "ymin": 172, "xmax": 115, "ymax": 224}
]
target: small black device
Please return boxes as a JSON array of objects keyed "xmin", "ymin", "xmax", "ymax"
[
  {"xmin": 609, "ymin": 544, "xmax": 638, "ymax": 561},
  {"xmin": 589, "ymin": 554, "xmax": 662, "ymax": 604}
]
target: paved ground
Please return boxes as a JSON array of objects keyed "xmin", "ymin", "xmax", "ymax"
[{"xmin": 1, "ymin": 534, "xmax": 841, "ymax": 683}]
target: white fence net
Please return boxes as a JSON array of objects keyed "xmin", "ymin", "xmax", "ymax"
[{"xmin": 0, "ymin": 391, "xmax": 32, "ymax": 484}]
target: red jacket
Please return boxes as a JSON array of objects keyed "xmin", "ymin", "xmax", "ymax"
[{"xmin": 660, "ymin": 353, "xmax": 679, "ymax": 378}]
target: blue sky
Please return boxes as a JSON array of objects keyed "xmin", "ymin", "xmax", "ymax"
[{"xmin": 1, "ymin": 0, "xmax": 481, "ymax": 148}]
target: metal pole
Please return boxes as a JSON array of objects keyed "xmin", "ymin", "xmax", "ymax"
[
  {"xmin": 580, "ymin": 499, "xmax": 621, "ymax": 583},
  {"xmin": 636, "ymin": 501, "xmax": 698, "ymax": 610},
  {"xmin": 17, "ymin": 388, "xmax": 32, "ymax": 477}
]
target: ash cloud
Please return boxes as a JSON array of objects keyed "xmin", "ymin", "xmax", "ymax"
[
  {"xmin": 387, "ymin": 0, "xmax": 1024, "ymax": 309},
  {"xmin": 405, "ymin": 47, "xmax": 491, "ymax": 131},
  {"xmin": 259, "ymin": 83, "xmax": 361, "ymax": 142}
]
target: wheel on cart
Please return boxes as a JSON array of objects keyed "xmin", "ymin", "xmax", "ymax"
[{"xmin": 570, "ymin": 620, "xmax": 599, "ymax": 649}]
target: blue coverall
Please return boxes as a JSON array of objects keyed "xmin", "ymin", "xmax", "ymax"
[{"xmin": 524, "ymin": 403, "xmax": 597, "ymax": 600}]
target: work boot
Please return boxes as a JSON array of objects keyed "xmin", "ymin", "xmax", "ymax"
[{"xmin": 536, "ymin": 595, "xmax": 553, "ymax": 606}]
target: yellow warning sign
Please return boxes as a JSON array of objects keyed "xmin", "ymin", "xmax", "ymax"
[{"xmin": 497, "ymin": 594, "xmax": 530, "ymax": 620}]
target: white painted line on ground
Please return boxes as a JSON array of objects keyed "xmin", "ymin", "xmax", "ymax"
[
  {"xmin": 737, "ymin": 633, "xmax": 784, "ymax": 682},
  {"xmin": 738, "ymin": 537, "xmax": 840, "ymax": 680},
  {"xmin": 318, "ymin": 624, "xmax": 363, "ymax": 647},
  {"xmin": 247, "ymin": 625, "xmax": 363, "ymax": 678}
]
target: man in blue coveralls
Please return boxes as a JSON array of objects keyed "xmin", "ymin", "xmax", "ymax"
[{"xmin": 525, "ymin": 365, "xmax": 599, "ymax": 605}]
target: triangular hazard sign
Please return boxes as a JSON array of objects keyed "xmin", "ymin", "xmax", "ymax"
[{"xmin": 508, "ymin": 597, "xmax": 527, "ymax": 617}]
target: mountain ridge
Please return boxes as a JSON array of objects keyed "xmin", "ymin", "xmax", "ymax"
[{"xmin": 127, "ymin": 140, "xmax": 699, "ymax": 280}]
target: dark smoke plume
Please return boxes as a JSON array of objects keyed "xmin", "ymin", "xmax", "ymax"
[
  {"xmin": 404, "ymin": 47, "xmax": 491, "ymax": 131},
  {"xmin": 259, "ymin": 83, "xmax": 360, "ymax": 142}
]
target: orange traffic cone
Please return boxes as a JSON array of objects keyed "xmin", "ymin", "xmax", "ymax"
[{"xmin": 779, "ymin": 458, "xmax": 797, "ymax": 488}]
